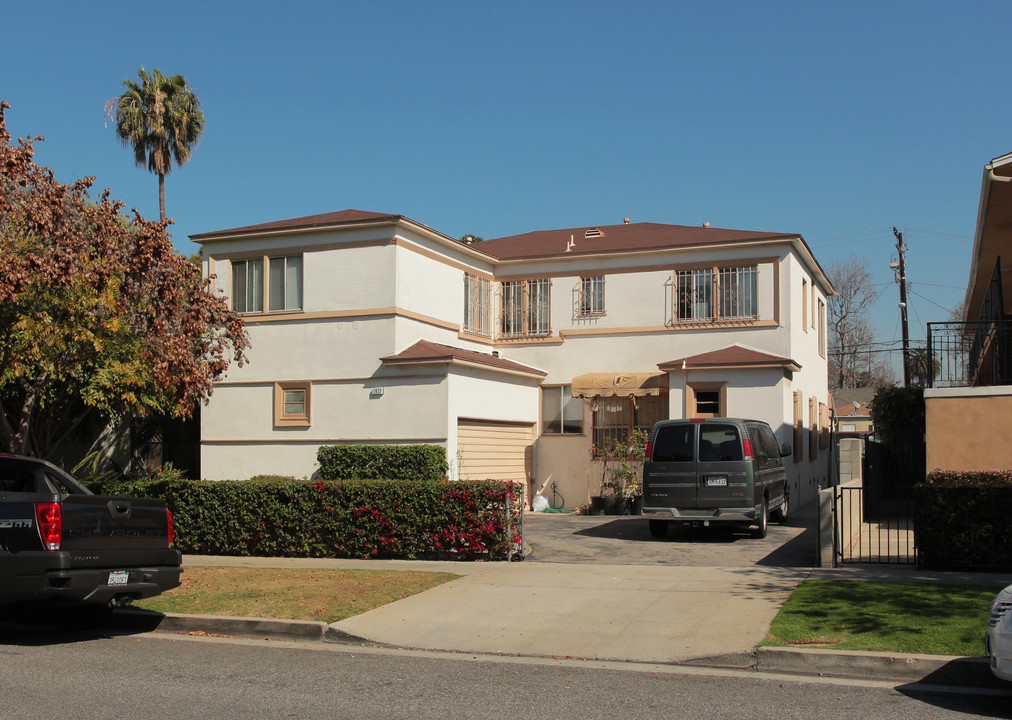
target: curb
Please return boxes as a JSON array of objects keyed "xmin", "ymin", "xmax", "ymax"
[
  {"xmin": 688, "ymin": 647, "xmax": 1000, "ymax": 688},
  {"xmin": 109, "ymin": 610, "xmax": 371, "ymax": 645},
  {"xmin": 106, "ymin": 611, "xmax": 1004, "ymax": 689}
]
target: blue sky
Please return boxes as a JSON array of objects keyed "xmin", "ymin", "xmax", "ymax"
[{"xmin": 4, "ymin": 1, "xmax": 1009, "ymax": 375}]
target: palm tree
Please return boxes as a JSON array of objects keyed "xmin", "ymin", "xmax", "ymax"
[{"xmin": 110, "ymin": 67, "xmax": 204, "ymax": 223}]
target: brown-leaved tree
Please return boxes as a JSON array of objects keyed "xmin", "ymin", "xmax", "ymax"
[{"xmin": 0, "ymin": 101, "xmax": 248, "ymax": 457}]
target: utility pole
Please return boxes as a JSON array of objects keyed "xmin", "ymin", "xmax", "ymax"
[{"xmin": 893, "ymin": 227, "xmax": 911, "ymax": 387}]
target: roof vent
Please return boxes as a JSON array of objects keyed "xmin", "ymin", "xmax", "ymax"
[{"xmin": 584, "ymin": 228, "xmax": 604, "ymax": 239}]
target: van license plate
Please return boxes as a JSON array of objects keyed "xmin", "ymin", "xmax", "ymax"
[
  {"xmin": 706, "ymin": 476, "xmax": 728, "ymax": 487},
  {"xmin": 108, "ymin": 571, "xmax": 129, "ymax": 586}
]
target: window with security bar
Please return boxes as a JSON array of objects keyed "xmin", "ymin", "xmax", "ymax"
[
  {"xmin": 579, "ymin": 276, "xmax": 605, "ymax": 316},
  {"xmin": 592, "ymin": 394, "xmax": 667, "ymax": 458},
  {"xmin": 674, "ymin": 265, "xmax": 758, "ymax": 323},
  {"xmin": 500, "ymin": 278, "xmax": 551, "ymax": 338},
  {"xmin": 463, "ymin": 273, "xmax": 491, "ymax": 337}
]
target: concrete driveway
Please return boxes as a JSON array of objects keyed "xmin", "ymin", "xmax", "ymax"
[{"xmin": 521, "ymin": 505, "xmax": 816, "ymax": 567}]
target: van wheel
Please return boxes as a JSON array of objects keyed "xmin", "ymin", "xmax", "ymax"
[
  {"xmin": 648, "ymin": 520, "xmax": 669, "ymax": 539},
  {"xmin": 751, "ymin": 498, "xmax": 768, "ymax": 539},
  {"xmin": 771, "ymin": 493, "xmax": 789, "ymax": 523}
]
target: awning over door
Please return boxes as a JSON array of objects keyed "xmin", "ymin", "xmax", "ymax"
[{"xmin": 571, "ymin": 372, "xmax": 669, "ymax": 398}]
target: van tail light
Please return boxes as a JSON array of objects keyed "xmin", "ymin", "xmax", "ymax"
[
  {"xmin": 645, "ymin": 441, "xmax": 653, "ymax": 459},
  {"xmin": 743, "ymin": 438, "xmax": 754, "ymax": 461},
  {"xmin": 35, "ymin": 503, "xmax": 62, "ymax": 551},
  {"xmin": 166, "ymin": 508, "xmax": 175, "ymax": 548}
]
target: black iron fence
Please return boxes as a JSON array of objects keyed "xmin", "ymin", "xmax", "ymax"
[
  {"xmin": 926, "ymin": 319, "xmax": 1012, "ymax": 388},
  {"xmin": 833, "ymin": 485, "xmax": 916, "ymax": 565}
]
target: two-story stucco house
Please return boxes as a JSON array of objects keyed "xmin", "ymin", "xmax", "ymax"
[{"xmin": 193, "ymin": 210, "xmax": 834, "ymax": 510}]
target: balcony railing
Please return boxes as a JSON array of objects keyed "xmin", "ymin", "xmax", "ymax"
[{"xmin": 926, "ymin": 319, "xmax": 1012, "ymax": 388}]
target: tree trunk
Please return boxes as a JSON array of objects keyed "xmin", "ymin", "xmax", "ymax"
[
  {"xmin": 158, "ymin": 172, "xmax": 166, "ymax": 222},
  {"xmin": 13, "ymin": 373, "xmax": 49, "ymax": 455}
]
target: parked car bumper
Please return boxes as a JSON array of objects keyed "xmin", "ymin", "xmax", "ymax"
[
  {"xmin": 987, "ymin": 585, "xmax": 1012, "ymax": 682},
  {"xmin": 643, "ymin": 506, "xmax": 758, "ymax": 525},
  {"xmin": 1, "ymin": 550, "xmax": 182, "ymax": 608}
]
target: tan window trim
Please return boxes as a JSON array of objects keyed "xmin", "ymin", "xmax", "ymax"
[
  {"xmin": 274, "ymin": 381, "xmax": 312, "ymax": 428},
  {"xmin": 229, "ymin": 253, "xmax": 304, "ymax": 316},
  {"xmin": 686, "ymin": 382, "xmax": 727, "ymax": 418}
]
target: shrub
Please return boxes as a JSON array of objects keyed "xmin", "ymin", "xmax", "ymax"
[
  {"xmin": 915, "ymin": 470, "xmax": 1012, "ymax": 570},
  {"xmin": 84, "ymin": 476, "xmax": 523, "ymax": 560},
  {"xmin": 317, "ymin": 444, "xmax": 448, "ymax": 481}
]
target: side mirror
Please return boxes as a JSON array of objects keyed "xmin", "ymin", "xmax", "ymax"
[{"xmin": 780, "ymin": 443, "xmax": 792, "ymax": 457}]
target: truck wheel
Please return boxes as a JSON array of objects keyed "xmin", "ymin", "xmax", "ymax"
[
  {"xmin": 751, "ymin": 498, "xmax": 768, "ymax": 539},
  {"xmin": 648, "ymin": 520, "xmax": 669, "ymax": 539},
  {"xmin": 771, "ymin": 493, "xmax": 789, "ymax": 523}
]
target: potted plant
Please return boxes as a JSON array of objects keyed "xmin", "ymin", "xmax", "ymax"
[{"xmin": 597, "ymin": 429, "xmax": 648, "ymax": 515}]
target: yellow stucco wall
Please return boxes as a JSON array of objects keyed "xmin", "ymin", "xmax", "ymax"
[{"xmin": 925, "ymin": 392, "xmax": 1012, "ymax": 471}]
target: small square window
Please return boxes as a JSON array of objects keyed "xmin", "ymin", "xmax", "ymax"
[{"xmin": 274, "ymin": 381, "xmax": 311, "ymax": 427}]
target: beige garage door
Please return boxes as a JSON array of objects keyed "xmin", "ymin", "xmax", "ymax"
[{"xmin": 457, "ymin": 419, "xmax": 534, "ymax": 483}]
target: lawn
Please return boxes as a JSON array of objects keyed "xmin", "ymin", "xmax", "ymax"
[
  {"xmin": 133, "ymin": 566, "xmax": 459, "ymax": 624},
  {"xmin": 762, "ymin": 579, "xmax": 1002, "ymax": 657}
]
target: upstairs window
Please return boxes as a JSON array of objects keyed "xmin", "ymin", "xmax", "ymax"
[
  {"xmin": 579, "ymin": 276, "xmax": 605, "ymax": 316},
  {"xmin": 232, "ymin": 254, "xmax": 303, "ymax": 314},
  {"xmin": 269, "ymin": 255, "xmax": 303, "ymax": 312},
  {"xmin": 675, "ymin": 268, "xmax": 713, "ymax": 321},
  {"xmin": 501, "ymin": 278, "xmax": 551, "ymax": 339},
  {"xmin": 675, "ymin": 265, "xmax": 758, "ymax": 323},
  {"xmin": 718, "ymin": 266, "xmax": 757, "ymax": 320},
  {"xmin": 818, "ymin": 299, "xmax": 826, "ymax": 357},
  {"xmin": 232, "ymin": 259, "xmax": 264, "ymax": 314},
  {"xmin": 463, "ymin": 273, "xmax": 491, "ymax": 337}
]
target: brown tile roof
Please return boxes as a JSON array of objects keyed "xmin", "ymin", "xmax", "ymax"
[
  {"xmin": 659, "ymin": 345, "xmax": 801, "ymax": 371},
  {"xmin": 191, "ymin": 209, "xmax": 405, "ymax": 241},
  {"xmin": 473, "ymin": 222, "xmax": 798, "ymax": 261},
  {"xmin": 380, "ymin": 340, "xmax": 546, "ymax": 377}
]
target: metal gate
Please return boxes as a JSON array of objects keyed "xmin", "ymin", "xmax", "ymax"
[{"xmin": 833, "ymin": 485, "xmax": 916, "ymax": 565}]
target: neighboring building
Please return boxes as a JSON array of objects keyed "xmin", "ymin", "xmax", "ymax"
[
  {"xmin": 925, "ymin": 153, "xmax": 1012, "ymax": 471},
  {"xmin": 193, "ymin": 211, "xmax": 834, "ymax": 509},
  {"xmin": 831, "ymin": 388, "xmax": 875, "ymax": 433}
]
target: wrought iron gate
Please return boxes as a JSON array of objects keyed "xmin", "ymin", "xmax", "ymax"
[{"xmin": 833, "ymin": 485, "xmax": 916, "ymax": 565}]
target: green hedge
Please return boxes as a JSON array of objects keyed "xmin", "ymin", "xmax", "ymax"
[
  {"xmin": 86, "ymin": 476, "xmax": 522, "ymax": 560},
  {"xmin": 915, "ymin": 470, "xmax": 1012, "ymax": 571},
  {"xmin": 317, "ymin": 444, "xmax": 448, "ymax": 481}
]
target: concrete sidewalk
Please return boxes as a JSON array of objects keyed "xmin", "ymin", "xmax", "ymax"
[
  {"xmin": 185, "ymin": 555, "xmax": 809, "ymax": 661},
  {"xmin": 171, "ymin": 554, "xmax": 1012, "ymax": 687}
]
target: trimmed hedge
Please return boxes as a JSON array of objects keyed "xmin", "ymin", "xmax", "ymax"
[
  {"xmin": 86, "ymin": 476, "xmax": 522, "ymax": 560},
  {"xmin": 915, "ymin": 470, "xmax": 1012, "ymax": 571},
  {"xmin": 317, "ymin": 444, "xmax": 448, "ymax": 481}
]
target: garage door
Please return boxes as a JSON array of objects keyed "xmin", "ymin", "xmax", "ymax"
[{"xmin": 457, "ymin": 419, "xmax": 534, "ymax": 484}]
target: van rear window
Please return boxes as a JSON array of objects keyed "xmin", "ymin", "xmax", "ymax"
[
  {"xmin": 652, "ymin": 425, "xmax": 695, "ymax": 462},
  {"xmin": 699, "ymin": 424, "xmax": 743, "ymax": 462}
]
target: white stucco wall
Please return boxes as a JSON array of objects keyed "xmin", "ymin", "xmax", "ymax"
[{"xmin": 197, "ymin": 222, "xmax": 832, "ymax": 505}]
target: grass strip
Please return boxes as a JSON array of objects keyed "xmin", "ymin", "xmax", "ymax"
[
  {"xmin": 133, "ymin": 566, "xmax": 459, "ymax": 624},
  {"xmin": 762, "ymin": 579, "xmax": 1001, "ymax": 657}
]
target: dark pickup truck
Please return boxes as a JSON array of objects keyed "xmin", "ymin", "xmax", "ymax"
[{"xmin": 0, "ymin": 454, "xmax": 182, "ymax": 609}]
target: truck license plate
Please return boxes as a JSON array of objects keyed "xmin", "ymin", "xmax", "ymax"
[
  {"xmin": 108, "ymin": 571, "xmax": 129, "ymax": 586},
  {"xmin": 706, "ymin": 476, "xmax": 728, "ymax": 487}
]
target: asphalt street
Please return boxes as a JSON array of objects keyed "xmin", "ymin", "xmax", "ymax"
[{"xmin": 1, "ymin": 629, "xmax": 1010, "ymax": 720}]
